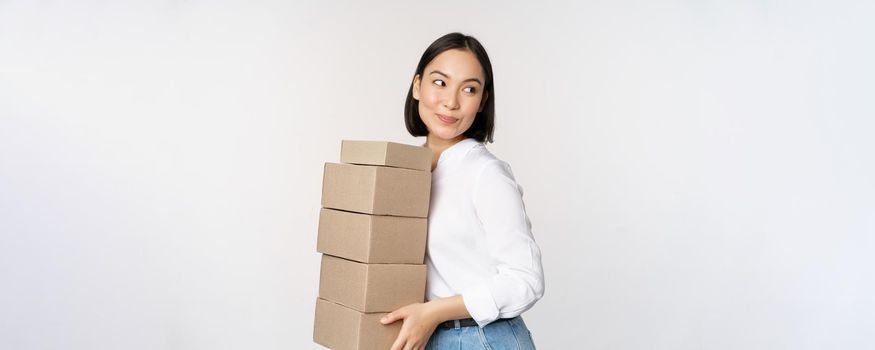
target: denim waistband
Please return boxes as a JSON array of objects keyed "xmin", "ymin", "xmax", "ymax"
[{"xmin": 437, "ymin": 317, "xmax": 516, "ymax": 329}]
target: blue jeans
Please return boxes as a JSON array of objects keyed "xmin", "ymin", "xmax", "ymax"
[{"xmin": 426, "ymin": 316, "xmax": 537, "ymax": 350}]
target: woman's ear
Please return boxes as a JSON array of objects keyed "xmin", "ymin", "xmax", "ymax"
[
  {"xmin": 478, "ymin": 90, "xmax": 489, "ymax": 112},
  {"xmin": 412, "ymin": 74, "xmax": 421, "ymax": 101}
]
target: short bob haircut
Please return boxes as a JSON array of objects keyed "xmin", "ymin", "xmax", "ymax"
[{"xmin": 404, "ymin": 32, "xmax": 495, "ymax": 143}]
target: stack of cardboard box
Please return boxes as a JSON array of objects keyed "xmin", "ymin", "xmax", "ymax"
[{"xmin": 313, "ymin": 140, "xmax": 433, "ymax": 350}]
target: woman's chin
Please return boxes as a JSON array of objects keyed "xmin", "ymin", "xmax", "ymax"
[{"xmin": 428, "ymin": 129, "xmax": 462, "ymax": 142}]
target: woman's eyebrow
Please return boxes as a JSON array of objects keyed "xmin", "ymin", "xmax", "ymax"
[{"xmin": 429, "ymin": 70, "xmax": 483, "ymax": 85}]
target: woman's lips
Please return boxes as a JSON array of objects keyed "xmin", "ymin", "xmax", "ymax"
[{"xmin": 436, "ymin": 113, "xmax": 459, "ymax": 124}]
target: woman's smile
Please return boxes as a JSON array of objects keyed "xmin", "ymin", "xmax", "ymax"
[{"xmin": 436, "ymin": 113, "xmax": 459, "ymax": 125}]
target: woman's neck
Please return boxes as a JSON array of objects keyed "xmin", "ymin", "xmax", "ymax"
[{"xmin": 426, "ymin": 134, "xmax": 465, "ymax": 171}]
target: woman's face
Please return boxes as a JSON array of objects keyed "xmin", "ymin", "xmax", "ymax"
[{"xmin": 412, "ymin": 49, "xmax": 488, "ymax": 143}]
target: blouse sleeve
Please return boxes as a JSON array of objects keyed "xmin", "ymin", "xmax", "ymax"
[{"xmin": 461, "ymin": 159, "xmax": 546, "ymax": 328}]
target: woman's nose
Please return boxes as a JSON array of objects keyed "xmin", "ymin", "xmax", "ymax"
[{"xmin": 443, "ymin": 92, "xmax": 460, "ymax": 110}]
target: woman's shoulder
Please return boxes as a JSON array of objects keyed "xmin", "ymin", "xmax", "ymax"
[
  {"xmin": 465, "ymin": 143, "xmax": 516, "ymax": 181},
  {"xmin": 464, "ymin": 143, "xmax": 524, "ymax": 205}
]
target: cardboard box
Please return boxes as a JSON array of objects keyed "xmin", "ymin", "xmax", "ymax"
[
  {"xmin": 341, "ymin": 140, "xmax": 432, "ymax": 172},
  {"xmin": 318, "ymin": 254, "xmax": 426, "ymax": 312},
  {"xmin": 317, "ymin": 208, "xmax": 427, "ymax": 264},
  {"xmin": 321, "ymin": 163, "xmax": 431, "ymax": 218},
  {"xmin": 313, "ymin": 297, "xmax": 401, "ymax": 350}
]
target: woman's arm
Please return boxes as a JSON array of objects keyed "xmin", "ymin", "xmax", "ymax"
[
  {"xmin": 462, "ymin": 159, "xmax": 545, "ymax": 326},
  {"xmin": 425, "ymin": 295, "xmax": 471, "ymax": 321}
]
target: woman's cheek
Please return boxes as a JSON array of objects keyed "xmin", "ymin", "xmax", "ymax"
[
  {"xmin": 464, "ymin": 99, "xmax": 480, "ymax": 117},
  {"xmin": 424, "ymin": 92, "xmax": 441, "ymax": 109}
]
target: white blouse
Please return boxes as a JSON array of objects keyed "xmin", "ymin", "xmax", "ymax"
[{"xmin": 425, "ymin": 138, "xmax": 545, "ymax": 328}]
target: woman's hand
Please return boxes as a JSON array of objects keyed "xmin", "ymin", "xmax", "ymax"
[
  {"xmin": 381, "ymin": 296, "xmax": 472, "ymax": 350},
  {"xmin": 381, "ymin": 302, "xmax": 440, "ymax": 350}
]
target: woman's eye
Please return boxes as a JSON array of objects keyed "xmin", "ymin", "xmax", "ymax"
[
  {"xmin": 463, "ymin": 87, "xmax": 476, "ymax": 93},
  {"xmin": 433, "ymin": 79, "xmax": 445, "ymax": 87}
]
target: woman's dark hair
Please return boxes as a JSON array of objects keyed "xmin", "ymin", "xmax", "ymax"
[{"xmin": 404, "ymin": 32, "xmax": 495, "ymax": 143}]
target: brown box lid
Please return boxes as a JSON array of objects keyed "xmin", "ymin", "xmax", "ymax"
[
  {"xmin": 321, "ymin": 163, "xmax": 431, "ymax": 218},
  {"xmin": 318, "ymin": 254, "xmax": 426, "ymax": 313},
  {"xmin": 313, "ymin": 297, "xmax": 401, "ymax": 350},
  {"xmin": 317, "ymin": 208, "xmax": 427, "ymax": 264},
  {"xmin": 341, "ymin": 140, "xmax": 432, "ymax": 172}
]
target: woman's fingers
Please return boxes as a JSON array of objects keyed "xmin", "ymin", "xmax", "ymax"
[
  {"xmin": 401, "ymin": 339, "xmax": 422, "ymax": 350},
  {"xmin": 381, "ymin": 307, "xmax": 406, "ymax": 325},
  {"xmin": 389, "ymin": 321, "xmax": 423, "ymax": 350},
  {"xmin": 386, "ymin": 303, "xmax": 433, "ymax": 350},
  {"xmin": 389, "ymin": 332, "xmax": 407, "ymax": 350},
  {"xmin": 391, "ymin": 331, "xmax": 429, "ymax": 350},
  {"xmin": 393, "ymin": 331, "xmax": 428, "ymax": 350},
  {"xmin": 382, "ymin": 303, "xmax": 419, "ymax": 324}
]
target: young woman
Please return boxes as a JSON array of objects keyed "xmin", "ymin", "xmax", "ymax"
[{"xmin": 379, "ymin": 33, "xmax": 545, "ymax": 350}]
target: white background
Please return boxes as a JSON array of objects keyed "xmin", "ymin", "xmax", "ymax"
[{"xmin": 1, "ymin": 1, "xmax": 873, "ymax": 349}]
